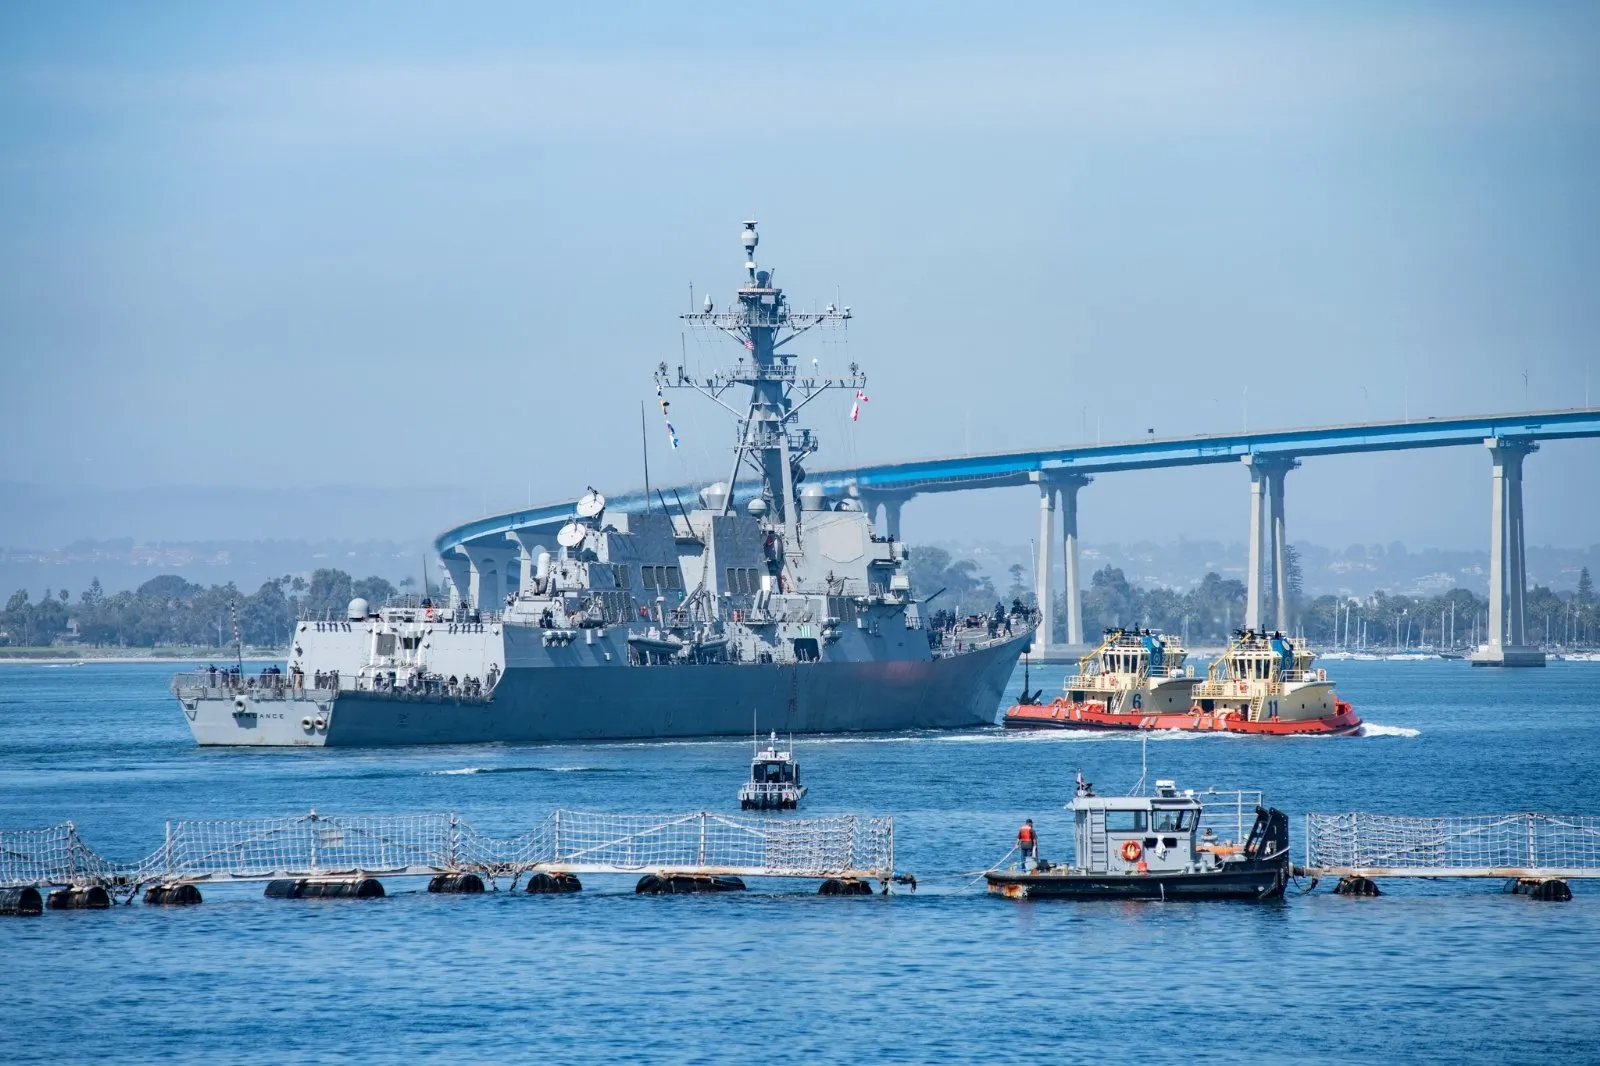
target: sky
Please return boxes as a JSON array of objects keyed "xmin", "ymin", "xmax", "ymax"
[{"xmin": 2, "ymin": 2, "xmax": 1597, "ymax": 552}]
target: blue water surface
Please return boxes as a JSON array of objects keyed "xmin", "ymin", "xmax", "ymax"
[{"xmin": 1, "ymin": 659, "xmax": 1597, "ymax": 1064}]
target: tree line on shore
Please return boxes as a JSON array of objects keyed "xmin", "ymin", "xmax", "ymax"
[
  {"xmin": 908, "ymin": 545, "xmax": 1597, "ymax": 648},
  {"xmin": 3, "ymin": 552, "xmax": 1594, "ymax": 650},
  {"xmin": 0, "ymin": 570, "xmax": 409, "ymax": 649},
  {"xmin": 1057, "ymin": 563, "xmax": 1597, "ymax": 648}
]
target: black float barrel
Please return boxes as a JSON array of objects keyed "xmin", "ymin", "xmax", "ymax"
[
  {"xmin": 47, "ymin": 885, "xmax": 111, "ymax": 910},
  {"xmin": 0, "ymin": 886, "xmax": 43, "ymax": 916}
]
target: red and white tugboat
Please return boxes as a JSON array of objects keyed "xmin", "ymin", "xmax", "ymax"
[
  {"xmin": 1004, "ymin": 629, "xmax": 1360, "ymax": 736},
  {"xmin": 1003, "ymin": 628, "xmax": 1199, "ymax": 730}
]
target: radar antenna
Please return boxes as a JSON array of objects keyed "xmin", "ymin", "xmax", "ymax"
[{"xmin": 658, "ymin": 221, "xmax": 863, "ymax": 555}]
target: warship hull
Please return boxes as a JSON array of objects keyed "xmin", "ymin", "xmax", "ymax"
[{"xmin": 182, "ymin": 632, "xmax": 1027, "ymax": 746}]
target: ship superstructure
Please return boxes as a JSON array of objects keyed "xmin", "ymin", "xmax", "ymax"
[{"xmin": 173, "ymin": 223, "xmax": 1033, "ymax": 746}]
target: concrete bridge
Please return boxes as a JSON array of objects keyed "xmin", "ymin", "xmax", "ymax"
[{"xmin": 435, "ymin": 407, "xmax": 1600, "ymax": 667}]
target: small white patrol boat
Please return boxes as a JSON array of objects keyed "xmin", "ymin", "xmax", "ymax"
[{"xmin": 738, "ymin": 732, "xmax": 806, "ymax": 811}]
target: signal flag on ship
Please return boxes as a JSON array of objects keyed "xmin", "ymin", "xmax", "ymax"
[
  {"xmin": 656, "ymin": 384, "xmax": 680, "ymax": 449},
  {"xmin": 851, "ymin": 389, "xmax": 869, "ymax": 422}
]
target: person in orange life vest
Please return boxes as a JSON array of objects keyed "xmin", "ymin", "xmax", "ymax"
[{"xmin": 1017, "ymin": 819, "xmax": 1038, "ymax": 870}]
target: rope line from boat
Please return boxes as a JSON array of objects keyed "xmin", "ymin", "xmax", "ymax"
[{"xmin": 968, "ymin": 844, "xmax": 1018, "ymax": 886}]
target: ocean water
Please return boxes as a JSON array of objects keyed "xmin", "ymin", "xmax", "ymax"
[{"xmin": 1, "ymin": 659, "xmax": 1597, "ymax": 1064}]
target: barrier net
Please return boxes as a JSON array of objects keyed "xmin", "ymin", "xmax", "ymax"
[
  {"xmin": 2, "ymin": 810, "xmax": 895, "ymax": 888},
  {"xmin": 0, "ymin": 823, "xmax": 122, "ymax": 888},
  {"xmin": 1306, "ymin": 812, "xmax": 1600, "ymax": 874},
  {"xmin": 499, "ymin": 810, "xmax": 893, "ymax": 877},
  {"xmin": 133, "ymin": 812, "xmax": 462, "ymax": 883}
]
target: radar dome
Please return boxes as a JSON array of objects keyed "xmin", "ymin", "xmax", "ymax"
[
  {"xmin": 699, "ymin": 482, "xmax": 730, "ymax": 510},
  {"xmin": 747, "ymin": 497, "xmax": 768, "ymax": 517},
  {"xmin": 799, "ymin": 485, "xmax": 831, "ymax": 511},
  {"xmin": 346, "ymin": 598, "xmax": 369, "ymax": 621}
]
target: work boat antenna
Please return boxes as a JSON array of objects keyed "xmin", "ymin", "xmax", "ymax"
[
  {"xmin": 659, "ymin": 221, "xmax": 860, "ymax": 555},
  {"xmin": 1128, "ymin": 732, "xmax": 1148, "ymax": 797}
]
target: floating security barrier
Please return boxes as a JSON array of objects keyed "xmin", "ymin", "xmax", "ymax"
[
  {"xmin": 427, "ymin": 872, "xmax": 485, "ymax": 895},
  {"xmin": 635, "ymin": 873, "xmax": 746, "ymax": 895},
  {"xmin": 525, "ymin": 872, "xmax": 581, "ymax": 894},
  {"xmin": 143, "ymin": 883, "xmax": 203, "ymax": 906},
  {"xmin": 48, "ymin": 885, "xmax": 111, "ymax": 910},
  {"xmin": 263, "ymin": 877, "xmax": 385, "ymax": 900},
  {"xmin": 818, "ymin": 878, "xmax": 873, "ymax": 896},
  {"xmin": 0, "ymin": 886, "xmax": 43, "ymax": 916},
  {"xmin": 0, "ymin": 809, "xmax": 899, "ymax": 910},
  {"xmin": 1510, "ymin": 878, "xmax": 1573, "ymax": 903}
]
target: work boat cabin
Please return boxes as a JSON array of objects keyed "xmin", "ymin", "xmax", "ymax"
[
  {"xmin": 1073, "ymin": 780, "xmax": 1208, "ymax": 876},
  {"xmin": 738, "ymin": 732, "xmax": 806, "ymax": 811}
]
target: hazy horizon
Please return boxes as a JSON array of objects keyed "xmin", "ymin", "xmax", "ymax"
[{"xmin": 4, "ymin": 2, "xmax": 1598, "ymax": 554}]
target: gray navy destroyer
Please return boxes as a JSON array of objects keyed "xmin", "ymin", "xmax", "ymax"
[{"xmin": 173, "ymin": 222, "xmax": 1034, "ymax": 746}]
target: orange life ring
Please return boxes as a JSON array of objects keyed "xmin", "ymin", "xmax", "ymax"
[{"xmin": 1121, "ymin": 839, "xmax": 1143, "ymax": 862}]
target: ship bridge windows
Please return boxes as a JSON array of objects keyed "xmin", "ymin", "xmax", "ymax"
[
  {"xmin": 400, "ymin": 635, "xmax": 422, "ymax": 651},
  {"xmin": 1104, "ymin": 810, "xmax": 1148, "ymax": 833},
  {"xmin": 611, "ymin": 565, "xmax": 631, "ymax": 589}
]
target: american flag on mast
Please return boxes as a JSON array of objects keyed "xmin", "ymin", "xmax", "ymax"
[{"xmin": 850, "ymin": 388, "xmax": 869, "ymax": 422}]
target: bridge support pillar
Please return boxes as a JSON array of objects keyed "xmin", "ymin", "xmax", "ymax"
[
  {"xmin": 1057, "ymin": 475, "xmax": 1091, "ymax": 646},
  {"xmin": 464, "ymin": 546, "xmax": 515, "ymax": 612},
  {"xmin": 862, "ymin": 491, "xmax": 911, "ymax": 541},
  {"xmin": 1030, "ymin": 473, "xmax": 1056, "ymax": 651},
  {"xmin": 881, "ymin": 495, "xmax": 905, "ymax": 541},
  {"xmin": 1472, "ymin": 438, "xmax": 1544, "ymax": 667},
  {"xmin": 508, "ymin": 531, "xmax": 546, "ymax": 597},
  {"xmin": 439, "ymin": 551, "xmax": 471, "ymax": 608},
  {"xmin": 1267, "ymin": 465, "xmax": 1291, "ymax": 633},
  {"xmin": 1244, "ymin": 461, "xmax": 1265, "ymax": 631},
  {"xmin": 1243, "ymin": 455, "xmax": 1298, "ymax": 633}
]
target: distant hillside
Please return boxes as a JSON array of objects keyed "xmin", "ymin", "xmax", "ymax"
[{"xmin": 0, "ymin": 538, "xmax": 426, "ymax": 598}]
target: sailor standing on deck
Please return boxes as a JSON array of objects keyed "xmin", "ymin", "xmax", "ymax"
[{"xmin": 1017, "ymin": 819, "xmax": 1037, "ymax": 871}]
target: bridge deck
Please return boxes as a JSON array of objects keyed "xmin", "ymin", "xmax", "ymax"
[{"xmin": 436, "ymin": 406, "xmax": 1600, "ymax": 551}]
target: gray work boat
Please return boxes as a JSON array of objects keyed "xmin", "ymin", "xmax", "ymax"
[
  {"xmin": 986, "ymin": 778, "xmax": 1291, "ymax": 901},
  {"xmin": 172, "ymin": 222, "xmax": 1033, "ymax": 746},
  {"xmin": 738, "ymin": 732, "xmax": 806, "ymax": 811}
]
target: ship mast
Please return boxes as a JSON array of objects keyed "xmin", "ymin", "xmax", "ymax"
[{"xmin": 659, "ymin": 222, "xmax": 862, "ymax": 556}]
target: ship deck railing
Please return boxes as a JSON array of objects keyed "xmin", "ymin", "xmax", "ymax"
[
  {"xmin": 169, "ymin": 672, "xmax": 335, "ymax": 702},
  {"xmin": 739, "ymin": 782, "xmax": 804, "ymax": 800},
  {"xmin": 1192, "ymin": 671, "xmax": 1324, "ymax": 697},
  {"xmin": 1194, "ymin": 791, "xmax": 1265, "ymax": 845},
  {"xmin": 0, "ymin": 810, "xmax": 896, "ymax": 893},
  {"xmin": 1303, "ymin": 811, "xmax": 1600, "ymax": 879},
  {"xmin": 932, "ymin": 626, "xmax": 1025, "ymax": 658}
]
